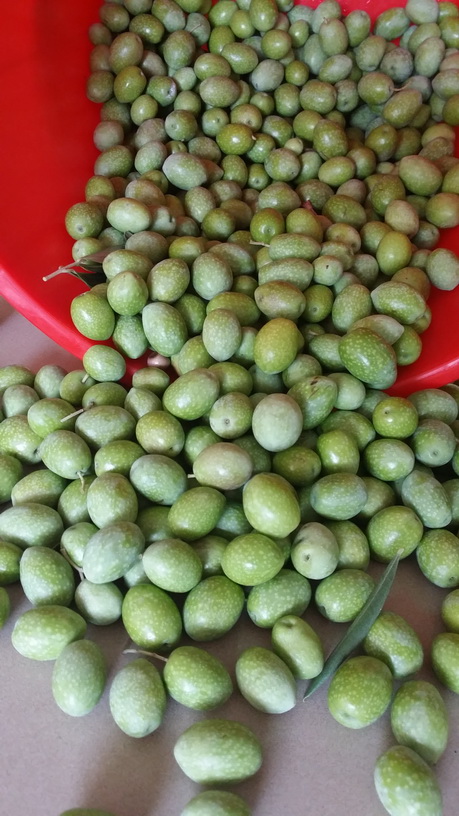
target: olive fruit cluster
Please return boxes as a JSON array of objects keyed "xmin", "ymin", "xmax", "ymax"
[
  {"xmin": 2, "ymin": 351, "xmax": 459, "ymax": 815},
  {"xmin": 19, "ymin": 0, "xmax": 459, "ymax": 813},
  {"xmin": 64, "ymin": 0, "xmax": 459, "ymax": 398}
]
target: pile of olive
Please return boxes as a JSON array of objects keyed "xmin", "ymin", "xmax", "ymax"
[
  {"xmin": 12, "ymin": 0, "xmax": 459, "ymax": 813},
  {"xmin": 2, "ymin": 349, "xmax": 459, "ymax": 815},
  {"xmin": 64, "ymin": 0, "xmax": 459, "ymax": 398}
]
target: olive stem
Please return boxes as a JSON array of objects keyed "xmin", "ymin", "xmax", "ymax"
[
  {"xmin": 43, "ymin": 267, "xmax": 69, "ymax": 282},
  {"xmin": 60, "ymin": 408, "xmax": 85, "ymax": 422},
  {"xmin": 122, "ymin": 648, "xmax": 168, "ymax": 662}
]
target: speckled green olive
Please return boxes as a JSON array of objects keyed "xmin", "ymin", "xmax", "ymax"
[
  {"xmin": 390, "ymin": 680, "xmax": 448, "ymax": 764},
  {"xmin": 191, "ymin": 534, "xmax": 227, "ymax": 578},
  {"xmin": 11, "ymin": 605, "xmax": 86, "ymax": 661},
  {"xmin": 167, "ymin": 486, "xmax": 226, "ymax": 542},
  {"xmin": 322, "ymin": 410, "xmax": 375, "ymax": 452},
  {"xmin": 399, "ymin": 155, "xmax": 443, "ymax": 196},
  {"xmin": 142, "ymin": 538, "xmax": 202, "ymax": 593},
  {"xmin": 135, "ymin": 410, "xmax": 184, "ymax": 458},
  {"xmin": 20, "ymin": 547, "xmax": 75, "ymax": 607},
  {"xmin": 147, "ymin": 257, "xmax": 190, "ymax": 305},
  {"xmin": 207, "ymin": 292, "xmax": 259, "ymax": 327},
  {"xmin": 52, "ymin": 639, "xmax": 106, "ymax": 717},
  {"xmin": 291, "ymin": 521, "xmax": 339, "ymax": 580},
  {"xmin": 109, "ymin": 657, "xmax": 166, "ymax": 737},
  {"xmin": 328, "ymin": 655, "xmax": 393, "ymax": 728},
  {"xmin": 441, "ymin": 588, "xmax": 459, "ymax": 632},
  {"xmin": 275, "ymin": 444, "xmax": 313, "ymax": 494},
  {"xmin": 246, "ymin": 568, "xmax": 311, "ymax": 628},
  {"xmin": 74, "ymin": 579, "xmax": 123, "ymax": 625},
  {"xmin": 184, "ymin": 427, "xmax": 220, "ymax": 466},
  {"xmin": 316, "ymin": 429, "xmax": 360, "ymax": 475},
  {"xmin": 183, "ymin": 575, "xmax": 245, "ymax": 641},
  {"xmin": 174, "ymin": 718, "xmax": 262, "ymax": 784},
  {"xmin": 236, "ymin": 646, "xmax": 296, "ymax": 714},
  {"xmin": 65, "ymin": 202, "xmax": 105, "ymax": 239},
  {"xmin": 364, "ymin": 439, "xmax": 415, "ymax": 483},
  {"xmin": 0, "ymin": 453, "xmax": 23, "ymax": 504},
  {"xmin": 253, "ymin": 318, "xmax": 299, "ymax": 375},
  {"xmin": 142, "ymin": 302, "xmax": 188, "ymax": 357},
  {"xmin": 82, "ymin": 345, "xmax": 126, "ymax": 383},
  {"xmin": 192, "ymin": 252, "xmax": 233, "ymax": 300},
  {"xmin": 0, "ymin": 365, "xmax": 35, "ymax": 394},
  {"xmin": 326, "ymin": 520, "xmax": 370, "ymax": 570},
  {"xmin": 202, "ymin": 308, "xmax": 241, "ymax": 362},
  {"xmin": 409, "ymin": 387, "xmax": 458, "ymax": 422},
  {"xmin": 307, "ymin": 333, "xmax": 344, "ymax": 371},
  {"xmin": 339, "ymin": 328, "xmax": 397, "ymax": 390},
  {"xmin": 374, "ymin": 745, "xmax": 443, "ymax": 816},
  {"xmin": 163, "ymin": 368, "xmax": 219, "ymax": 419},
  {"xmin": 86, "ymin": 472, "xmax": 138, "ymax": 528},
  {"xmin": 122, "ymin": 583, "xmax": 182, "ymax": 651},
  {"xmin": 425, "ymin": 191, "xmax": 459, "ymax": 227},
  {"xmin": 221, "ymin": 532, "xmax": 283, "ymax": 586},
  {"xmin": 426, "ymin": 247, "xmax": 459, "ymax": 290},
  {"xmin": 82, "ymin": 521, "xmax": 144, "ymax": 584},
  {"xmin": 310, "ymin": 473, "xmax": 367, "ymax": 521},
  {"xmin": 75, "ymin": 405, "xmax": 136, "ymax": 450},
  {"xmin": 251, "ymin": 393, "xmax": 303, "ymax": 452},
  {"xmin": 367, "ymin": 505, "xmax": 423, "ymax": 563},
  {"xmin": 411, "ymin": 418, "xmax": 456, "ymax": 467},
  {"xmin": 0, "ymin": 416, "xmax": 42, "ymax": 464},
  {"xmin": 431, "ymin": 631, "xmax": 459, "ymax": 694},
  {"xmin": 0, "ymin": 540, "xmax": 22, "ymax": 585},
  {"xmin": 208, "ymin": 392, "xmax": 252, "ymax": 438},
  {"xmin": 179, "ymin": 791, "xmax": 250, "ymax": 816},
  {"xmin": 364, "ymin": 611, "xmax": 424, "ymax": 679},
  {"xmin": 371, "ymin": 281, "xmax": 426, "ymax": 326},
  {"xmin": 2, "ymin": 384, "xmax": 39, "ymax": 418},
  {"xmin": 372, "ymin": 396, "xmax": 418, "ymax": 438},
  {"xmin": 70, "ymin": 293, "xmax": 115, "ymax": 340},
  {"xmin": 193, "ymin": 442, "xmax": 252, "ymax": 491},
  {"xmin": 416, "ymin": 529, "xmax": 459, "ymax": 588},
  {"xmin": 25, "ymin": 398, "xmax": 75, "ymax": 439},
  {"xmin": 214, "ymin": 500, "xmax": 252, "ymax": 541},
  {"xmin": 82, "ymin": 381, "xmax": 127, "ymax": 410},
  {"xmin": 129, "ymin": 454, "xmax": 186, "ymax": 506},
  {"xmin": 315, "ymin": 568, "xmax": 375, "ymax": 622},
  {"xmin": 57, "ymin": 476, "xmax": 95, "ymax": 528},
  {"xmin": 164, "ymin": 645, "xmax": 232, "ymax": 711},
  {"xmin": 401, "ymin": 469, "xmax": 452, "ymax": 529},
  {"xmin": 242, "ymin": 473, "xmax": 300, "ymax": 538},
  {"xmin": 209, "ymin": 361, "xmax": 253, "ymax": 395},
  {"xmin": 288, "ymin": 376, "xmax": 337, "ymax": 430}
]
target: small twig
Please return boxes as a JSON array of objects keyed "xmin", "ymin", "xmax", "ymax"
[
  {"xmin": 60, "ymin": 408, "xmax": 85, "ymax": 422},
  {"xmin": 123, "ymin": 648, "xmax": 168, "ymax": 662}
]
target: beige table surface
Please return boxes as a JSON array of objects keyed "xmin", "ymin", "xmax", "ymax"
[{"xmin": 1, "ymin": 295, "xmax": 458, "ymax": 816}]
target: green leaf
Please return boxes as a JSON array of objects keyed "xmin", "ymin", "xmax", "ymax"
[
  {"xmin": 303, "ymin": 550, "xmax": 401, "ymax": 700},
  {"xmin": 42, "ymin": 249, "xmax": 112, "ymax": 286}
]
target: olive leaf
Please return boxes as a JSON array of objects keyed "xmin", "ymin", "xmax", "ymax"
[
  {"xmin": 303, "ymin": 550, "xmax": 401, "ymax": 700},
  {"xmin": 42, "ymin": 248, "xmax": 113, "ymax": 286}
]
